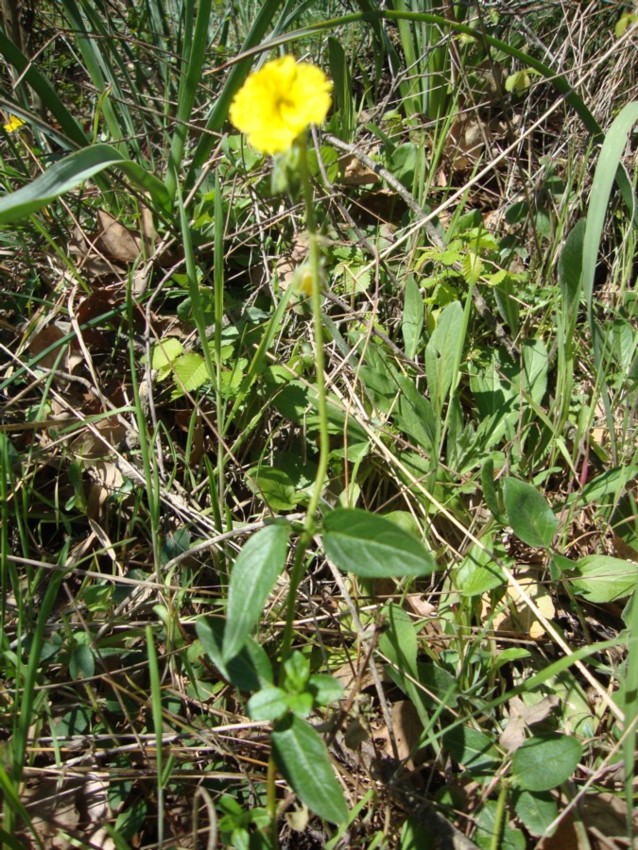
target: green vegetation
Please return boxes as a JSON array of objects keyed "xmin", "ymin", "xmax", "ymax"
[{"xmin": 0, "ymin": 1, "xmax": 637, "ymax": 847}]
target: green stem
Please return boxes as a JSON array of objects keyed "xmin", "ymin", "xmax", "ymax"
[
  {"xmin": 489, "ymin": 782, "xmax": 508, "ymax": 850},
  {"xmin": 280, "ymin": 132, "xmax": 330, "ymax": 660},
  {"xmin": 266, "ymin": 753, "xmax": 278, "ymax": 848}
]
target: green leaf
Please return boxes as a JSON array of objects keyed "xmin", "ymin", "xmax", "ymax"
[
  {"xmin": 323, "ymin": 508, "xmax": 436, "ymax": 578},
  {"xmin": 456, "ymin": 542, "xmax": 505, "ymax": 596},
  {"xmin": 196, "ymin": 616, "xmax": 273, "ymax": 691},
  {"xmin": 521, "ymin": 339, "xmax": 548, "ymax": 406},
  {"xmin": 417, "ymin": 662, "xmax": 459, "ymax": 709},
  {"xmin": 151, "ymin": 338, "xmax": 184, "ymax": 381},
  {"xmin": 171, "ymin": 352, "xmax": 209, "ymax": 396},
  {"xmin": 503, "ymin": 478, "xmax": 558, "ymax": 549},
  {"xmin": 513, "ymin": 790, "xmax": 558, "ymax": 836},
  {"xmin": 425, "ymin": 300, "xmax": 464, "ymax": 416},
  {"xmin": 474, "ymin": 801, "xmax": 525, "ymax": 850},
  {"xmin": 69, "ymin": 644, "xmax": 94, "ymax": 680},
  {"xmin": 558, "ymin": 219, "xmax": 585, "ymax": 309},
  {"xmin": 442, "ymin": 726, "xmax": 501, "ymax": 777},
  {"xmin": 0, "ymin": 144, "xmax": 169, "ymax": 224},
  {"xmin": 247, "ymin": 687, "xmax": 289, "ymax": 722},
  {"xmin": 272, "ymin": 715, "xmax": 347, "ymax": 824},
  {"xmin": 402, "ymin": 276, "xmax": 424, "ymax": 359},
  {"xmin": 569, "ymin": 555, "xmax": 638, "ymax": 603},
  {"xmin": 308, "ymin": 674, "xmax": 344, "ymax": 706},
  {"xmin": 481, "ymin": 458, "xmax": 503, "ymax": 520},
  {"xmin": 223, "ymin": 523, "xmax": 291, "ymax": 662},
  {"xmin": 511, "ymin": 734, "xmax": 582, "ymax": 791},
  {"xmin": 283, "ymin": 651, "xmax": 310, "ymax": 693},
  {"xmin": 247, "ymin": 466, "xmax": 299, "ymax": 511}
]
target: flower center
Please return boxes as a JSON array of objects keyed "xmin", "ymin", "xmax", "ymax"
[{"xmin": 275, "ymin": 95, "xmax": 294, "ymax": 121}]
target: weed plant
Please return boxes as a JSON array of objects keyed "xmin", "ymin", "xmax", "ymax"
[{"xmin": 0, "ymin": 1, "xmax": 637, "ymax": 848}]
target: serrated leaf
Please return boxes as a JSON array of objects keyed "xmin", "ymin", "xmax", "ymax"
[
  {"xmin": 223, "ymin": 523, "xmax": 291, "ymax": 662},
  {"xmin": 511, "ymin": 734, "xmax": 582, "ymax": 791},
  {"xmin": 570, "ymin": 555, "xmax": 638, "ymax": 603},
  {"xmin": 171, "ymin": 352, "xmax": 209, "ymax": 396},
  {"xmin": 272, "ymin": 715, "xmax": 347, "ymax": 824},
  {"xmin": 151, "ymin": 338, "xmax": 184, "ymax": 380},
  {"xmin": 323, "ymin": 508, "xmax": 436, "ymax": 578},
  {"xmin": 503, "ymin": 477, "xmax": 558, "ymax": 548}
]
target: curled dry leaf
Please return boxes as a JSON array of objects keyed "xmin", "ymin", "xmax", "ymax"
[
  {"xmin": 338, "ymin": 153, "xmax": 381, "ymax": 186},
  {"xmin": 95, "ymin": 210, "xmax": 141, "ymax": 264},
  {"xmin": 28, "ymin": 323, "xmax": 69, "ymax": 370}
]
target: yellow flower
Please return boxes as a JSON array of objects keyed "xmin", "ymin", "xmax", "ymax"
[
  {"xmin": 3, "ymin": 115, "xmax": 25, "ymax": 134},
  {"xmin": 229, "ymin": 55, "xmax": 332, "ymax": 155}
]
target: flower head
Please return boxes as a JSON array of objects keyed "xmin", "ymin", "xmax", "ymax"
[
  {"xmin": 229, "ymin": 55, "xmax": 332, "ymax": 155},
  {"xmin": 3, "ymin": 115, "xmax": 25, "ymax": 134}
]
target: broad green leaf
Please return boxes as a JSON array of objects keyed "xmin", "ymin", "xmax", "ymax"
[
  {"xmin": 395, "ymin": 376, "xmax": 438, "ymax": 453},
  {"xmin": 576, "ymin": 466, "xmax": 638, "ymax": 507},
  {"xmin": 569, "ymin": 555, "xmax": 638, "ymax": 603},
  {"xmin": 247, "ymin": 687, "xmax": 289, "ymax": 722},
  {"xmin": 402, "ymin": 275, "xmax": 424, "ymax": 359},
  {"xmin": 425, "ymin": 300, "xmax": 464, "ymax": 416},
  {"xmin": 494, "ymin": 275, "xmax": 520, "ymax": 334},
  {"xmin": 503, "ymin": 477, "xmax": 558, "ymax": 548},
  {"xmin": 417, "ymin": 662, "xmax": 459, "ymax": 709},
  {"xmin": 558, "ymin": 219, "xmax": 585, "ymax": 308},
  {"xmin": 323, "ymin": 508, "xmax": 436, "ymax": 578},
  {"xmin": 308, "ymin": 674, "xmax": 344, "ymax": 706},
  {"xmin": 196, "ymin": 616, "xmax": 273, "ymax": 692},
  {"xmin": 511, "ymin": 734, "xmax": 582, "ymax": 791},
  {"xmin": 481, "ymin": 458, "xmax": 503, "ymax": 520},
  {"xmin": 272, "ymin": 715, "xmax": 347, "ymax": 824},
  {"xmin": 283, "ymin": 651, "xmax": 310, "ymax": 693},
  {"xmin": 474, "ymin": 801, "xmax": 525, "ymax": 850},
  {"xmin": 456, "ymin": 543, "xmax": 505, "ymax": 597},
  {"xmin": 521, "ymin": 339, "xmax": 548, "ymax": 406},
  {"xmin": 513, "ymin": 790, "xmax": 557, "ymax": 836},
  {"xmin": 379, "ymin": 603, "xmax": 418, "ymax": 679},
  {"xmin": 247, "ymin": 466, "xmax": 298, "ymax": 511},
  {"xmin": 0, "ymin": 144, "xmax": 169, "ymax": 225},
  {"xmin": 442, "ymin": 726, "xmax": 501, "ymax": 777},
  {"xmin": 582, "ymin": 102, "xmax": 638, "ymax": 314},
  {"xmin": 223, "ymin": 523, "xmax": 291, "ymax": 662},
  {"xmin": 69, "ymin": 644, "xmax": 94, "ymax": 680}
]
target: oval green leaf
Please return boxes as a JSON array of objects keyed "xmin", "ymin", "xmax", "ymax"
[
  {"xmin": 570, "ymin": 555, "xmax": 638, "ymax": 603},
  {"xmin": 272, "ymin": 715, "xmax": 347, "ymax": 824},
  {"xmin": 503, "ymin": 478, "xmax": 558, "ymax": 549},
  {"xmin": 323, "ymin": 508, "xmax": 436, "ymax": 578},
  {"xmin": 222, "ymin": 522, "xmax": 290, "ymax": 662},
  {"xmin": 513, "ymin": 790, "xmax": 558, "ymax": 836},
  {"xmin": 511, "ymin": 734, "xmax": 582, "ymax": 791}
]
